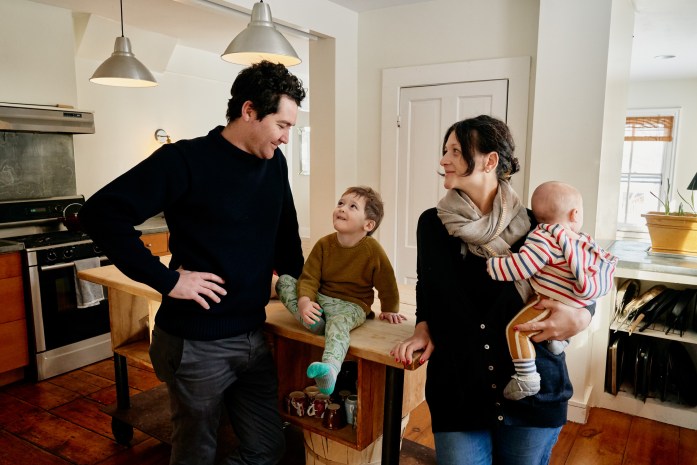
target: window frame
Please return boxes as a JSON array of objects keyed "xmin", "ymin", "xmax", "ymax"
[{"xmin": 616, "ymin": 108, "xmax": 680, "ymax": 238}]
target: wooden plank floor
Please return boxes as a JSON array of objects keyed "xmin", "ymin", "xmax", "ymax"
[{"xmin": 0, "ymin": 358, "xmax": 694, "ymax": 464}]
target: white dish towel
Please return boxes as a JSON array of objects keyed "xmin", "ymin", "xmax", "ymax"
[{"xmin": 74, "ymin": 257, "xmax": 105, "ymax": 308}]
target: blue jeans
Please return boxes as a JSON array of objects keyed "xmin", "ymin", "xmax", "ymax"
[
  {"xmin": 433, "ymin": 425, "xmax": 562, "ymax": 465},
  {"xmin": 150, "ymin": 325, "xmax": 285, "ymax": 465}
]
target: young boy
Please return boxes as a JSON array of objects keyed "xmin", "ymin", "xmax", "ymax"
[
  {"xmin": 487, "ymin": 181, "xmax": 618, "ymax": 400},
  {"xmin": 276, "ymin": 186, "xmax": 405, "ymax": 394}
]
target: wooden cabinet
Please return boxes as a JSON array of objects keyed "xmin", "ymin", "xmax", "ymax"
[
  {"xmin": 272, "ymin": 338, "xmax": 384, "ymax": 449},
  {"xmin": 140, "ymin": 232, "xmax": 169, "ymax": 256},
  {"xmin": 0, "ymin": 252, "xmax": 29, "ymax": 385},
  {"xmin": 592, "ymin": 241, "xmax": 697, "ymax": 429}
]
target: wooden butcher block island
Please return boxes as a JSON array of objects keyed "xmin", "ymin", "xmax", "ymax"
[{"xmin": 78, "ymin": 257, "xmax": 425, "ymax": 465}]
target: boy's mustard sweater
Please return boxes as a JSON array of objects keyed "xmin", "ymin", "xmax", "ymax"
[{"xmin": 297, "ymin": 233, "xmax": 400, "ymax": 316}]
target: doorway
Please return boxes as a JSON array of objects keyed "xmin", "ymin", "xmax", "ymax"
[{"xmin": 380, "ymin": 58, "xmax": 531, "ymax": 284}]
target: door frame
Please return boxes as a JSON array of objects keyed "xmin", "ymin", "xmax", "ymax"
[{"xmin": 379, "ymin": 57, "xmax": 532, "ymax": 264}]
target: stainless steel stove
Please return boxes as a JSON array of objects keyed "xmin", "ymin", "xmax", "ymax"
[{"xmin": 0, "ymin": 196, "xmax": 112, "ymax": 380}]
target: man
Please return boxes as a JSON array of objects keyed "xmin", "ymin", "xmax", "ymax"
[{"xmin": 79, "ymin": 61, "xmax": 306, "ymax": 465}]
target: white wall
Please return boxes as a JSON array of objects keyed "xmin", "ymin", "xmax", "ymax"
[
  {"xmin": 0, "ymin": 0, "xmax": 77, "ymax": 106},
  {"xmin": 627, "ymin": 79, "xmax": 697, "ymax": 206},
  {"xmin": 356, "ymin": 0, "xmax": 540, "ymax": 197},
  {"xmin": 73, "ymin": 39, "xmax": 240, "ymax": 197},
  {"xmin": 529, "ymin": 0, "xmax": 634, "ymax": 422}
]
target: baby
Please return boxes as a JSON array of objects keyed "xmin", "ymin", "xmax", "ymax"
[
  {"xmin": 487, "ymin": 181, "xmax": 617, "ymax": 400},
  {"xmin": 276, "ymin": 186, "xmax": 405, "ymax": 394}
]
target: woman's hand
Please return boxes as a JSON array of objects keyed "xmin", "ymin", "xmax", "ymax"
[
  {"xmin": 514, "ymin": 297, "xmax": 592, "ymax": 342},
  {"xmin": 298, "ymin": 296, "xmax": 323, "ymax": 325},
  {"xmin": 390, "ymin": 321, "xmax": 434, "ymax": 366}
]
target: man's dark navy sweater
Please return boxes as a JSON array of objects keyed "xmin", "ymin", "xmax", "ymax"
[{"xmin": 79, "ymin": 126, "xmax": 304, "ymax": 340}]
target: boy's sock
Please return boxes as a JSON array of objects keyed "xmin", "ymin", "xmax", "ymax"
[
  {"xmin": 306, "ymin": 309, "xmax": 325, "ymax": 334},
  {"xmin": 307, "ymin": 362, "xmax": 339, "ymax": 395}
]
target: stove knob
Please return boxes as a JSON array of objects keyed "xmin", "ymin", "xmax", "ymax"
[
  {"xmin": 46, "ymin": 250, "xmax": 57, "ymax": 262},
  {"xmin": 63, "ymin": 248, "xmax": 75, "ymax": 259},
  {"xmin": 93, "ymin": 244, "xmax": 102, "ymax": 255}
]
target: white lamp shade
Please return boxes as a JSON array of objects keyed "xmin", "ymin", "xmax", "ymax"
[
  {"xmin": 90, "ymin": 37, "xmax": 158, "ymax": 87},
  {"xmin": 221, "ymin": 2, "xmax": 301, "ymax": 67}
]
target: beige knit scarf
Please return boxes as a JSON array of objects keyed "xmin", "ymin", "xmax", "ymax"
[
  {"xmin": 437, "ymin": 181, "xmax": 530, "ymax": 259},
  {"xmin": 436, "ymin": 182, "xmax": 533, "ymax": 300}
]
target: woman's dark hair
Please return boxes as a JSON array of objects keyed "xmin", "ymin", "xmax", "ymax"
[
  {"xmin": 226, "ymin": 61, "xmax": 306, "ymax": 123},
  {"xmin": 442, "ymin": 115, "xmax": 520, "ymax": 180}
]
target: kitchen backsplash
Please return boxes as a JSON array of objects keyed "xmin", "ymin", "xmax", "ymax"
[{"xmin": 0, "ymin": 132, "xmax": 77, "ymax": 201}]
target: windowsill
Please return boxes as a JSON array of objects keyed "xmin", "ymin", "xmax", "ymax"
[{"xmin": 615, "ymin": 230, "xmax": 650, "ymax": 242}]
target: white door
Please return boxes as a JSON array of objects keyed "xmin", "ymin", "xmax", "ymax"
[{"xmin": 394, "ymin": 80, "xmax": 508, "ymax": 284}]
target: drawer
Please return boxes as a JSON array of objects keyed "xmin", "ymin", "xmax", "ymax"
[
  {"xmin": 0, "ymin": 319, "xmax": 29, "ymax": 372},
  {"xmin": 140, "ymin": 233, "xmax": 169, "ymax": 256},
  {"xmin": 0, "ymin": 276, "xmax": 25, "ymax": 324},
  {"xmin": 0, "ymin": 253, "xmax": 22, "ymax": 279}
]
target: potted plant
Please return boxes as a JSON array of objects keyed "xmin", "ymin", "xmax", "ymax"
[{"xmin": 642, "ymin": 179, "xmax": 697, "ymax": 256}]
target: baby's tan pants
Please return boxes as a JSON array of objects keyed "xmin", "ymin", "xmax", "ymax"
[{"xmin": 506, "ymin": 294, "xmax": 550, "ymax": 361}]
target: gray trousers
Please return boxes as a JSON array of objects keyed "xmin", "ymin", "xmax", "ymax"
[{"xmin": 149, "ymin": 325, "xmax": 285, "ymax": 465}]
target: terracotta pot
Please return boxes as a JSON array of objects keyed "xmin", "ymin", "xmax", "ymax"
[{"xmin": 642, "ymin": 212, "xmax": 697, "ymax": 256}]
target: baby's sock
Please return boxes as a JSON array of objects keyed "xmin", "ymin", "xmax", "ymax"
[
  {"xmin": 513, "ymin": 359, "xmax": 536, "ymax": 378},
  {"xmin": 504, "ymin": 359, "xmax": 541, "ymax": 401},
  {"xmin": 306, "ymin": 362, "xmax": 339, "ymax": 395}
]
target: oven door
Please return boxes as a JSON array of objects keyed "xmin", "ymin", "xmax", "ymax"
[{"xmin": 28, "ymin": 257, "xmax": 111, "ymax": 352}]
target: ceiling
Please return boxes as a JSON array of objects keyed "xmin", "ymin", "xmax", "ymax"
[
  {"xmin": 323, "ymin": 0, "xmax": 432, "ymax": 12},
  {"xmin": 28, "ymin": 0, "xmax": 697, "ymax": 81},
  {"xmin": 630, "ymin": 0, "xmax": 697, "ymax": 81}
]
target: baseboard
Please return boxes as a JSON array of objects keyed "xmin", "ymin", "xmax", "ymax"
[{"xmin": 567, "ymin": 384, "xmax": 592, "ymax": 424}]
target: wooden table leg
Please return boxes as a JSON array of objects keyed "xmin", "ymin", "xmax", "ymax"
[
  {"xmin": 114, "ymin": 352, "xmax": 131, "ymax": 409},
  {"xmin": 112, "ymin": 352, "xmax": 134, "ymax": 444},
  {"xmin": 382, "ymin": 365, "xmax": 405, "ymax": 465}
]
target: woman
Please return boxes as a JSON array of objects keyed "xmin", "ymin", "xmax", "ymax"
[{"xmin": 391, "ymin": 115, "xmax": 593, "ymax": 465}]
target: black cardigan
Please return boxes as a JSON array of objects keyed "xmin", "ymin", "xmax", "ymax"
[
  {"xmin": 416, "ymin": 208, "xmax": 576, "ymax": 431},
  {"xmin": 79, "ymin": 126, "xmax": 304, "ymax": 341}
]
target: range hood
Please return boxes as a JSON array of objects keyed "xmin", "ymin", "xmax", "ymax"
[{"xmin": 0, "ymin": 104, "xmax": 95, "ymax": 134}]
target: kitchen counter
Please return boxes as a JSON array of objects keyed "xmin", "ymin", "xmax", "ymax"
[
  {"xmin": 77, "ymin": 257, "xmax": 422, "ymax": 370},
  {"xmin": 78, "ymin": 260, "xmax": 425, "ymax": 463},
  {"xmin": 609, "ymin": 239, "xmax": 697, "ymax": 277},
  {"xmin": 0, "ymin": 239, "xmax": 24, "ymax": 254},
  {"xmin": 136, "ymin": 215, "xmax": 168, "ymax": 234}
]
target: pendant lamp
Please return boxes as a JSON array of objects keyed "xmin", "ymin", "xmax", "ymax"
[
  {"xmin": 90, "ymin": 0, "xmax": 158, "ymax": 87},
  {"xmin": 221, "ymin": 1, "xmax": 301, "ymax": 67}
]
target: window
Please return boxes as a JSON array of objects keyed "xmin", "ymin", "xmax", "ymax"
[{"xmin": 617, "ymin": 110, "xmax": 678, "ymax": 236}]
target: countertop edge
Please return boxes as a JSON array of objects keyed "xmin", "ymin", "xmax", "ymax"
[
  {"xmin": 0, "ymin": 242, "xmax": 25, "ymax": 254},
  {"xmin": 136, "ymin": 216, "xmax": 168, "ymax": 235},
  {"xmin": 609, "ymin": 240, "xmax": 697, "ymax": 278}
]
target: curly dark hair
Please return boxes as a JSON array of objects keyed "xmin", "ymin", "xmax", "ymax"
[
  {"xmin": 342, "ymin": 186, "xmax": 384, "ymax": 236},
  {"xmin": 226, "ymin": 61, "xmax": 306, "ymax": 123},
  {"xmin": 442, "ymin": 115, "xmax": 520, "ymax": 181}
]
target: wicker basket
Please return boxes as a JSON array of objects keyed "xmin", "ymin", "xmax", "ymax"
[{"xmin": 303, "ymin": 415, "xmax": 409, "ymax": 465}]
